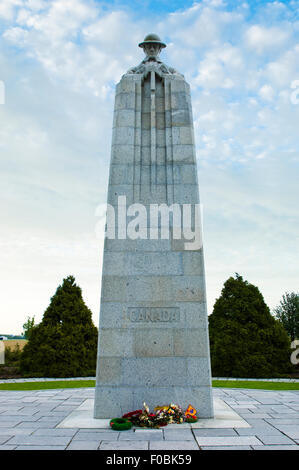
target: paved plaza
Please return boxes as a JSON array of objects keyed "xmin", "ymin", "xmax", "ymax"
[{"xmin": 0, "ymin": 387, "xmax": 299, "ymax": 450}]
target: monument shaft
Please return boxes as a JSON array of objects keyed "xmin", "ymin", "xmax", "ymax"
[{"xmin": 94, "ymin": 37, "xmax": 214, "ymax": 418}]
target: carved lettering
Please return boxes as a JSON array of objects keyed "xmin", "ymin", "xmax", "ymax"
[{"xmin": 128, "ymin": 307, "xmax": 180, "ymax": 323}]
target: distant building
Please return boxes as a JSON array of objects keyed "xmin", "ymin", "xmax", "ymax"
[
  {"xmin": 0, "ymin": 336, "xmax": 8, "ymax": 340},
  {"xmin": 3, "ymin": 339, "xmax": 28, "ymax": 350}
]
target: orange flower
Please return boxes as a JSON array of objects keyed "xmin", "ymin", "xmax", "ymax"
[{"xmin": 185, "ymin": 404, "xmax": 197, "ymax": 417}]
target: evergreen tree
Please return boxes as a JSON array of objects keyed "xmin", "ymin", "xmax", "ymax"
[
  {"xmin": 22, "ymin": 316, "xmax": 35, "ymax": 340},
  {"xmin": 273, "ymin": 292, "xmax": 299, "ymax": 341},
  {"xmin": 209, "ymin": 274, "xmax": 293, "ymax": 378},
  {"xmin": 20, "ymin": 276, "xmax": 98, "ymax": 377}
]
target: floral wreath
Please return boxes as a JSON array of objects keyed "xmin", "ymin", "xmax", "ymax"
[{"xmin": 109, "ymin": 417, "xmax": 132, "ymax": 431}]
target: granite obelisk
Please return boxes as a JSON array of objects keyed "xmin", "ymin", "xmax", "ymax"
[{"xmin": 94, "ymin": 34, "xmax": 214, "ymax": 418}]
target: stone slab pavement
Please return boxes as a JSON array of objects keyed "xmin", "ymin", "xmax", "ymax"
[{"xmin": 0, "ymin": 387, "xmax": 299, "ymax": 450}]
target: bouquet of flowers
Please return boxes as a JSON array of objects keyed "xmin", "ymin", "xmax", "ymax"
[
  {"xmin": 122, "ymin": 409, "xmax": 143, "ymax": 426},
  {"xmin": 155, "ymin": 403, "xmax": 184, "ymax": 425},
  {"xmin": 184, "ymin": 404, "xmax": 198, "ymax": 423},
  {"xmin": 122, "ymin": 402, "xmax": 184, "ymax": 428}
]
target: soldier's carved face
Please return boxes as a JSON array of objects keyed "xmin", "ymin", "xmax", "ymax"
[{"xmin": 143, "ymin": 43, "xmax": 162, "ymax": 59}]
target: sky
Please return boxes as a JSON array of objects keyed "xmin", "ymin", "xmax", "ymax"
[{"xmin": 0, "ymin": 0, "xmax": 298, "ymax": 334}]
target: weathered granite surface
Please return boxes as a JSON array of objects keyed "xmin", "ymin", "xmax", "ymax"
[{"xmin": 94, "ymin": 35, "xmax": 214, "ymax": 418}]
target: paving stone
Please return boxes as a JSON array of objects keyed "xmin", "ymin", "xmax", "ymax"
[
  {"xmin": 100, "ymin": 441, "xmax": 148, "ymax": 450},
  {"xmin": 254, "ymin": 400, "xmax": 281, "ymax": 405},
  {"xmin": 119, "ymin": 430, "xmax": 163, "ymax": 440},
  {"xmin": 15, "ymin": 422, "xmax": 59, "ymax": 429},
  {"xmin": 234, "ymin": 401, "xmax": 259, "ymax": 405},
  {"xmin": 37, "ymin": 416, "xmax": 65, "ymax": 422},
  {"xmin": 2, "ymin": 409, "xmax": 40, "ymax": 416},
  {"xmin": 0, "ymin": 421, "xmax": 22, "ymax": 427},
  {"xmin": 195, "ymin": 436, "xmax": 261, "ymax": 446},
  {"xmin": 0, "ymin": 428, "xmax": 36, "ymax": 435},
  {"xmin": 73, "ymin": 432, "xmax": 119, "ymax": 441},
  {"xmin": 53, "ymin": 406, "xmax": 78, "ymax": 412},
  {"xmin": 15, "ymin": 445, "xmax": 67, "ymax": 450},
  {"xmin": 239, "ymin": 413, "xmax": 271, "ymax": 419},
  {"xmin": 201, "ymin": 446, "xmax": 252, "ymax": 450},
  {"xmin": 252, "ymin": 445, "xmax": 299, "ymax": 450},
  {"xmin": 31, "ymin": 428, "xmax": 78, "ymax": 437},
  {"xmin": 265, "ymin": 419, "xmax": 299, "ymax": 425},
  {"xmin": 193, "ymin": 428, "xmax": 238, "ymax": 437},
  {"xmin": 232, "ymin": 407, "xmax": 257, "ymax": 412},
  {"xmin": 6, "ymin": 435, "xmax": 72, "ymax": 446},
  {"xmin": 75, "ymin": 428, "xmax": 116, "ymax": 433},
  {"xmin": 67, "ymin": 440, "xmax": 100, "ymax": 450},
  {"xmin": 235, "ymin": 426, "xmax": 281, "ymax": 436},
  {"xmin": 0, "ymin": 408, "xmax": 23, "ymax": 413},
  {"xmin": 253, "ymin": 404, "xmax": 285, "ymax": 411},
  {"xmin": 236, "ymin": 401, "xmax": 260, "ymax": 405},
  {"xmin": 270, "ymin": 425, "xmax": 299, "ymax": 439},
  {"xmin": 244, "ymin": 418, "xmax": 273, "ymax": 426},
  {"xmin": 2, "ymin": 415, "xmax": 39, "ymax": 422},
  {"xmin": 0, "ymin": 445, "xmax": 18, "ymax": 450},
  {"xmin": 63, "ymin": 401, "xmax": 85, "ymax": 405},
  {"xmin": 270, "ymin": 406, "xmax": 297, "ymax": 413},
  {"xmin": 149, "ymin": 441, "xmax": 199, "ymax": 450},
  {"xmin": 269, "ymin": 413, "xmax": 299, "ymax": 419},
  {"xmin": 163, "ymin": 429, "xmax": 195, "ymax": 440},
  {"xmin": 0, "ymin": 436, "xmax": 13, "ymax": 445},
  {"xmin": 257, "ymin": 435, "xmax": 295, "ymax": 445},
  {"xmin": 21, "ymin": 398, "xmax": 38, "ymax": 403}
]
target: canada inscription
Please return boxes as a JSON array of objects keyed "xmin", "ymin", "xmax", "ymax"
[{"xmin": 128, "ymin": 307, "xmax": 180, "ymax": 323}]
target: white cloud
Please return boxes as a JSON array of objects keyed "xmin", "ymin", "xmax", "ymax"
[
  {"xmin": 194, "ymin": 43, "xmax": 243, "ymax": 89},
  {"xmin": 2, "ymin": 2, "xmax": 147, "ymax": 98},
  {"xmin": 0, "ymin": 0, "xmax": 23, "ymax": 21},
  {"xmin": 259, "ymin": 84, "xmax": 275, "ymax": 101},
  {"xmin": 245, "ymin": 24, "xmax": 290, "ymax": 54},
  {"xmin": 264, "ymin": 44, "xmax": 299, "ymax": 87}
]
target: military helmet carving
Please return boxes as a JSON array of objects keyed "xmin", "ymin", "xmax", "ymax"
[{"xmin": 138, "ymin": 33, "xmax": 166, "ymax": 49}]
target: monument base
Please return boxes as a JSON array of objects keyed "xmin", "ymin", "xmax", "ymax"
[
  {"xmin": 58, "ymin": 397, "xmax": 250, "ymax": 429},
  {"xmin": 93, "ymin": 385, "xmax": 214, "ymax": 419}
]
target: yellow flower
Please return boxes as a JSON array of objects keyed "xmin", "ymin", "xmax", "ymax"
[{"xmin": 143, "ymin": 402, "xmax": 150, "ymax": 413}]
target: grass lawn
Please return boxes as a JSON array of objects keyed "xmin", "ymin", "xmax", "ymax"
[
  {"xmin": 0, "ymin": 380, "xmax": 96, "ymax": 391},
  {"xmin": 212, "ymin": 380, "xmax": 299, "ymax": 391},
  {"xmin": 0, "ymin": 379, "xmax": 298, "ymax": 391}
]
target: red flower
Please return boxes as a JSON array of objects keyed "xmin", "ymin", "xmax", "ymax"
[{"xmin": 123, "ymin": 410, "xmax": 142, "ymax": 419}]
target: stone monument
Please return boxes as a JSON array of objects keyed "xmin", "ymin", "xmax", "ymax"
[{"xmin": 94, "ymin": 34, "xmax": 214, "ymax": 418}]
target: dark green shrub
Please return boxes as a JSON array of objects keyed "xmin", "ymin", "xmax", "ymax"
[
  {"xmin": 273, "ymin": 292, "xmax": 299, "ymax": 341},
  {"xmin": 3, "ymin": 344, "xmax": 22, "ymax": 366},
  {"xmin": 20, "ymin": 276, "xmax": 98, "ymax": 378},
  {"xmin": 209, "ymin": 274, "xmax": 293, "ymax": 378}
]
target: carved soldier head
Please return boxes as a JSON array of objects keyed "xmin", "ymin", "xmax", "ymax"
[{"xmin": 138, "ymin": 33, "xmax": 166, "ymax": 60}]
